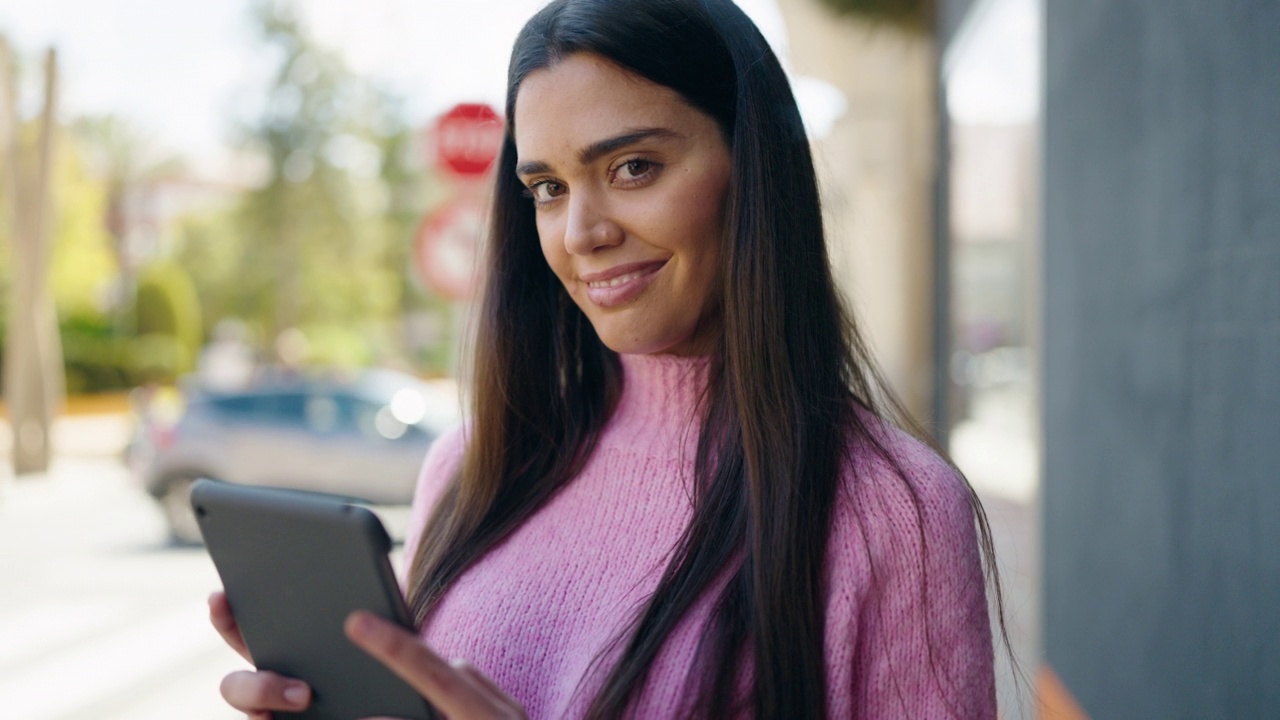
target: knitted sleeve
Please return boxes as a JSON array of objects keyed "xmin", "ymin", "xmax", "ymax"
[
  {"xmin": 401, "ymin": 425, "xmax": 468, "ymax": 577},
  {"xmin": 830, "ymin": 428, "xmax": 997, "ymax": 719}
]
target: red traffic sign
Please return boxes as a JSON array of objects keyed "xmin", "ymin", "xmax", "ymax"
[
  {"xmin": 433, "ymin": 103, "xmax": 504, "ymax": 177},
  {"xmin": 413, "ymin": 196, "xmax": 485, "ymax": 301}
]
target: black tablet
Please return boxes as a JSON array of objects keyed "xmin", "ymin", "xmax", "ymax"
[{"xmin": 191, "ymin": 479, "xmax": 435, "ymax": 720}]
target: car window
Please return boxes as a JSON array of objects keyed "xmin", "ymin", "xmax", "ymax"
[
  {"xmin": 211, "ymin": 393, "xmax": 307, "ymax": 426},
  {"xmin": 344, "ymin": 396, "xmax": 389, "ymax": 439},
  {"xmin": 298, "ymin": 393, "xmax": 380, "ymax": 437},
  {"xmin": 207, "ymin": 389, "xmax": 429, "ymax": 441},
  {"xmin": 305, "ymin": 395, "xmax": 342, "ymax": 433},
  {"xmin": 334, "ymin": 394, "xmax": 420, "ymax": 441}
]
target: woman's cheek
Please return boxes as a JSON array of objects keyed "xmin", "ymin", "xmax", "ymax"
[{"xmin": 537, "ymin": 222, "xmax": 568, "ymax": 273}]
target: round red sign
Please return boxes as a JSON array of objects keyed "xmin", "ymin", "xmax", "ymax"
[
  {"xmin": 434, "ymin": 103, "xmax": 504, "ymax": 177},
  {"xmin": 413, "ymin": 196, "xmax": 485, "ymax": 301}
]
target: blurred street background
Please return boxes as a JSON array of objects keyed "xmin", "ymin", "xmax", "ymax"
[
  {"xmin": 0, "ymin": 417, "xmax": 243, "ymax": 720},
  {"xmin": 0, "ymin": 410, "xmax": 421, "ymax": 720},
  {"xmin": 0, "ymin": 0, "xmax": 1037, "ymax": 717},
  {"xmin": 2, "ymin": 0, "xmax": 1276, "ymax": 718}
]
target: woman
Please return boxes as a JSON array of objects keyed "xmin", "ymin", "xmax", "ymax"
[{"xmin": 213, "ymin": 0, "xmax": 1002, "ymax": 717}]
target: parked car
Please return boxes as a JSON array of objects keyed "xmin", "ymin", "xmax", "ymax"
[{"xmin": 138, "ymin": 368, "xmax": 458, "ymax": 544}]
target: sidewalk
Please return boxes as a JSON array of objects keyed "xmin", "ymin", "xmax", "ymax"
[
  {"xmin": 0, "ymin": 413, "xmax": 134, "ymax": 470},
  {"xmin": 949, "ymin": 383, "xmax": 1042, "ymax": 720}
]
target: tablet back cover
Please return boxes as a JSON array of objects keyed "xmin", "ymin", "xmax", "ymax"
[{"xmin": 192, "ymin": 480, "xmax": 433, "ymax": 720}]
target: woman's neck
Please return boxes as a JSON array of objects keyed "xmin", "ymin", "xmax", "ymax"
[{"xmin": 604, "ymin": 353, "xmax": 713, "ymax": 452}]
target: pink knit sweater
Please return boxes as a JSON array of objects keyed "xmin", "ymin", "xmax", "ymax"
[{"xmin": 403, "ymin": 353, "xmax": 995, "ymax": 718}]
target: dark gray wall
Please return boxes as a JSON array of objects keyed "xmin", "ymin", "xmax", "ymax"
[{"xmin": 1043, "ymin": 1, "xmax": 1280, "ymax": 718}]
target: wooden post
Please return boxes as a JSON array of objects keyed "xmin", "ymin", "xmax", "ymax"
[{"xmin": 2, "ymin": 44, "xmax": 64, "ymax": 477}]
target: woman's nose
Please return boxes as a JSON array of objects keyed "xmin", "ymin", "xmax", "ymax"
[{"xmin": 562, "ymin": 192, "xmax": 622, "ymax": 255}]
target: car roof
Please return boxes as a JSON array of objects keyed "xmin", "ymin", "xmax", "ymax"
[
  {"xmin": 184, "ymin": 367, "xmax": 460, "ymax": 430},
  {"xmin": 190, "ymin": 368, "xmax": 423, "ymax": 404}
]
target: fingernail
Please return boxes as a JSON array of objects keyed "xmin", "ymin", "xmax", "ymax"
[
  {"xmin": 346, "ymin": 611, "xmax": 371, "ymax": 638},
  {"xmin": 284, "ymin": 683, "xmax": 309, "ymax": 705}
]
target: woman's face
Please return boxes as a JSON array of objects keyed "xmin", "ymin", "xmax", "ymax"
[{"xmin": 513, "ymin": 53, "xmax": 732, "ymax": 356}]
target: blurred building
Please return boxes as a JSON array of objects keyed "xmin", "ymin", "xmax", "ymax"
[
  {"xmin": 950, "ymin": 122, "xmax": 1036, "ymax": 398},
  {"xmin": 112, "ymin": 161, "xmax": 258, "ymax": 273}
]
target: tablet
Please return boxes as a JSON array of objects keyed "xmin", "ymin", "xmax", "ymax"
[{"xmin": 191, "ymin": 479, "xmax": 435, "ymax": 720}]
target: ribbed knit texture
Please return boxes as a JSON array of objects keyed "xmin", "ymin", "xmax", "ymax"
[{"xmin": 404, "ymin": 353, "xmax": 996, "ymax": 718}]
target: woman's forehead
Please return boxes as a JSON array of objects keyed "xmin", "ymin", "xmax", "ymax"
[{"xmin": 512, "ymin": 54, "xmax": 703, "ymax": 161}]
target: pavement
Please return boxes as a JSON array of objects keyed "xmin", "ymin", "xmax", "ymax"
[
  {"xmin": 0, "ymin": 456, "xmax": 245, "ymax": 719},
  {"xmin": 952, "ymin": 385, "xmax": 1042, "ymax": 720}
]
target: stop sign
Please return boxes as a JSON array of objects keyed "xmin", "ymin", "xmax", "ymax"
[{"xmin": 434, "ymin": 103, "xmax": 504, "ymax": 177}]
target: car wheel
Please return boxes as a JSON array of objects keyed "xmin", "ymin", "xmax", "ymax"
[{"xmin": 161, "ymin": 476, "xmax": 204, "ymax": 545}]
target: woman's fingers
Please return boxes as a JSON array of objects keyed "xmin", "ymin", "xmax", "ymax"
[
  {"xmin": 207, "ymin": 590, "xmax": 252, "ymax": 663},
  {"xmin": 453, "ymin": 659, "xmax": 518, "ymax": 707},
  {"xmin": 219, "ymin": 669, "xmax": 312, "ymax": 714},
  {"xmin": 345, "ymin": 611, "xmax": 524, "ymax": 719},
  {"xmin": 209, "ymin": 590, "xmax": 300, "ymax": 717}
]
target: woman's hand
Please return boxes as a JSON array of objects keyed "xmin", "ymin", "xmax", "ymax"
[
  {"xmin": 208, "ymin": 590, "xmax": 313, "ymax": 719},
  {"xmin": 345, "ymin": 610, "xmax": 526, "ymax": 720},
  {"xmin": 208, "ymin": 590, "xmax": 251, "ymax": 662}
]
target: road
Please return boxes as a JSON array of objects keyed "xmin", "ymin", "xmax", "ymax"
[{"xmin": 0, "ymin": 455, "xmax": 245, "ymax": 720}]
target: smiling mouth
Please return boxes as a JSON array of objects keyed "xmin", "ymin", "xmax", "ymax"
[
  {"xmin": 580, "ymin": 260, "xmax": 667, "ymax": 308},
  {"xmin": 587, "ymin": 270, "xmax": 653, "ymax": 289}
]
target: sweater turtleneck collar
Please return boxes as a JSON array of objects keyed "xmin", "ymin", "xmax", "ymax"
[{"xmin": 605, "ymin": 353, "xmax": 713, "ymax": 453}]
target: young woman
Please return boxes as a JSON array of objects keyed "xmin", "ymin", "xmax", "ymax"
[{"xmin": 213, "ymin": 0, "xmax": 1002, "ymax": 717}]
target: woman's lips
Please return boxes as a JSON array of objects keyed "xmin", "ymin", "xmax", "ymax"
[{"xmin": 581, "ymin": 260, "xmax": 667, "ymax": 308}]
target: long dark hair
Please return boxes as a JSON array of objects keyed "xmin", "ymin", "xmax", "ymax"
[{"xmin": 407, "ymin": 0, "xmax": 1007, "ymax": 717}]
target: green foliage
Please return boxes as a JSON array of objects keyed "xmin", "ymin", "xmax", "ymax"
[
  {"xmin": 0, "ymin": 316, "xmax": 7, "ymax": 386},
  {"xmin": 2, "ymin": 115, "xmax": 121, "ymax": 394},
  {"xmin": 59, "ymin": 312, "xmax": 195, "ymax": 393},
  {"xmin": 814, "ymin": 0, "xmax": 934, "ymax": 32},
  {"xmin": 126, "ymin": 333, "xmax": 192, "ymax": 385},
  {"xmin": 302, "ymin": 323, "xmax": 372, "ymax": 368},
  {"xmin": 50, "ymin": 128, "xmax": 119, "ymax": 317},
  {"xmin": 170, "ymin": 211, "xmax": 245, "ymax": 339},
  {"xmin": 59, "ymin": 314, "xmax": 130, "ymax": 394},
  {"xmin": 27, "ymin": 1, "xmax": 455, "ymax": 390},
  {"xmin": 185, "ymin": 0, "xmax": 440, "ymax": 370},
  {"xmin": 134, "ymin": 261, "xmax": 203, "ymax": 378}
]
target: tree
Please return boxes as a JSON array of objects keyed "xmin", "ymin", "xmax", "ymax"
[
  {"xmin": 72, "ymin": 115, "xmax": 184, "ymax": 322},
  {"xmin": 174, "ymin": 0, "xmax": 430, "ymax": 369},
  {"xmin": 815, "ymin": 0, "xmax": 934, "ymax": 31},
  {"xmin": 2, "ymin": 44, "xmax": 64, "ymax": 475},
  {"xmin": 50, "ymin": 127, "xmax": 120, "ymax": 320}
]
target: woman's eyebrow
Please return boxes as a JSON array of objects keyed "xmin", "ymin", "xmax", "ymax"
[
  {"xmin": 515, "ymin": 127, "xmax": 678, "ymax": 177},
  {"xmin": 576, "ymin": 127, "xmax": 677, "ymax": 165}
]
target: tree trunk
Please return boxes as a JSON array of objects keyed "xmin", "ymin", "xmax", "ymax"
[{"xmin": 3, "ymin": 45, "xmax": 65, "ymax": 477}]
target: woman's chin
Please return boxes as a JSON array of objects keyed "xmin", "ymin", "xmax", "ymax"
[
  {"xmin": 595, "ymin": 330, "xmax": 715, "ymax": 357},
  {"xmin": 595, "ymin": 332, "xmax": 680, "ymax": 357}
]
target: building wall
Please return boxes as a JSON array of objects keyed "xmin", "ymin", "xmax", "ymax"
[{"xmin": 1042, "ymin": 1, "xmax": 1280, "ymax": 716}]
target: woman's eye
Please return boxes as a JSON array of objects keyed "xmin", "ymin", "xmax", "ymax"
[
  {"xmin": 527, "ymin": 180, "xmax": 566, "ymax": 204},
  {"xmin": 616, "ymin": 159, "xmax": 654, "ymax": 182}
]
